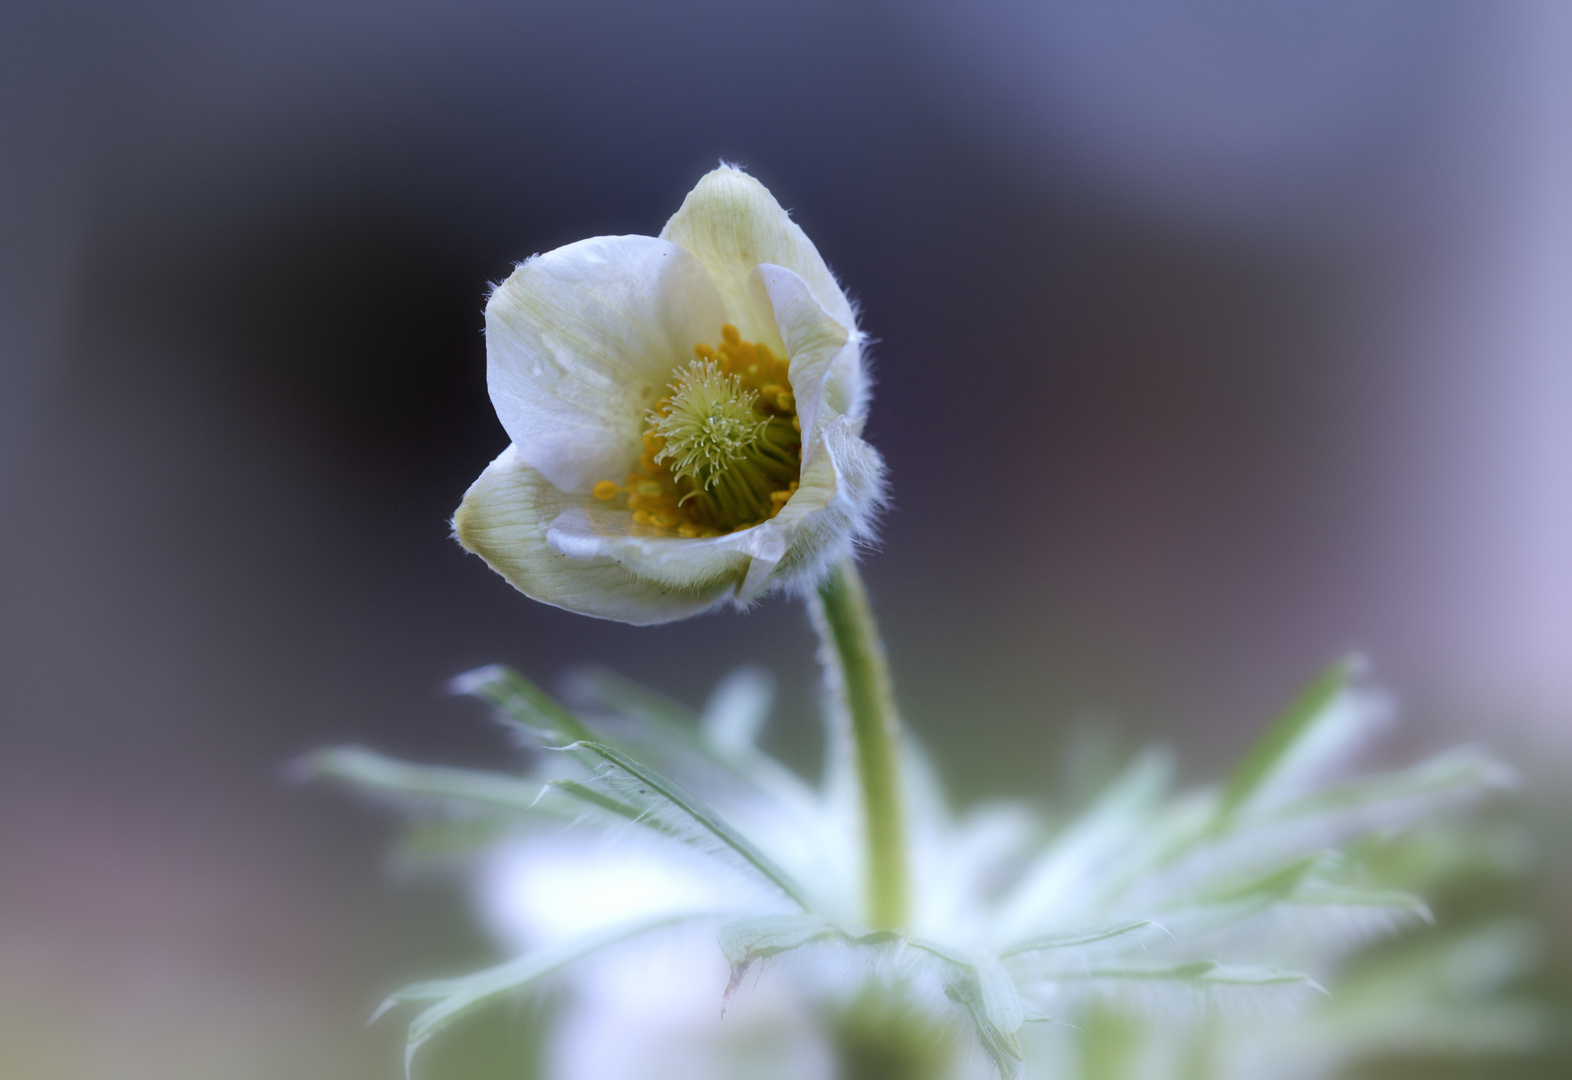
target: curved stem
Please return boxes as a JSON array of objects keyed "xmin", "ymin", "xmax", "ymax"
[{"xmin": 812, "ymin": 558, "xmax": 908, "ymax": 929}]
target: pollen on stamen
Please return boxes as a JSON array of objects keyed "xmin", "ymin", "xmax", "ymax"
[
  {"xmin": 647, "ymin": 361, "xmax": 766, "ymax": 487},
  {"xmin": 591, "ymin": 325, "xmax": 802, "ymax": 537}
]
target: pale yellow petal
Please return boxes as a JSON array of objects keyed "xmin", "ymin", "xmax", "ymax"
[
  {"xmin": 545, "ymin": 507, "xmax": 756, "ymax": 593},
  {"xmin": 660, "ymin": 167, "xmax": 855, "ymax": 347},
  {"xmin": 744, "ymin": 415, "xmax": 886, "ymax": 599},
  {"xmin": 756, "ymin": 263, "xmax": 867, "ymax": 437},
  {"xmin": 453, "ymin": 445, "xmax": 730, "ymax": 625},
  {"xmin": 486, "ymin": 235, "xmax": 725, "ymax": 492}
]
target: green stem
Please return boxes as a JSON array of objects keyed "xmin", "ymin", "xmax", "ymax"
[{"xmin": 812, "ymin": 558, "xmax": 908, "ymax": 929}]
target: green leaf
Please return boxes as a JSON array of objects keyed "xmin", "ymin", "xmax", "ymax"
[
  {"xmin": 1150, "ymin": 853, "xmax": 1434, "ymax": 943},
  {"xmin": 1216, "ymin": 657, "xmax": 1359, "ymax": 821},
  {"xmin": 999, "ymin": 920, "xmax": 1153, "ymax": 959},
  {"xmin": 1270, "ymin": 747, "xmax": 1515, "ymax": 825},
  {"xmin": 716, "ymin": 916, "xmax": 903, "ymax": 1003},
  {"xmin": 1154, "ymin": 852, "xmax": 1340, "ymax": 934},
  {"xmin": 548, "ymin": 778, "xmax": 656, "ymax": 823},
  {"xmin": 992, "ymin": 750, "xmax": 1173, "ymax": 939},
  {"xmin": 299, "ymin": 745, "xmax": 548, "ymax": 814},
  {"xmin": 1024, "ymin": 960, "xmax": 1324, "ymax": 1028},
  {"xmin": 905, "ymin": 936, "xmax": 970, "ymax": 967},
  {"xmin": 942, "ymin": 961, "xmax": 1027, "ymax": 1079},
  {"xmin": 907, "ymin": 940, "xmax": 1030, "ymax": 1077},
  {"xmin": 562, "ymin": 664, "xmax": 703, "ymax": 740},
  {"xmin": 452, "ymin": 667, "xmax": 813, "ymax": 910},
  {"xmin": 500, "ymin": 665, "xmax": 805, "ymax": 814},
  {"xmin": 717, "ymin": 913, "xmax": 835, "ymax": 968},
  {"xmin": 451, "ymin": 664, "xmax": 594, "ymax": 746},
  {"xmin": 1285, "ymin": 884, "xmax": 1433, "ymax": 923},
  {"xmin": 1067, "ymin": 960, "xmax": 1325, "ymax": 992},
  {"xmin": 700, "ymin": 666, "xmax": 775, "ymax": 755},
  {"xmin": 380, "ymin": 914, "xmax": 700, "ymax": 1077},
  {"xmin": 555, "ymin": 740, "xmax": 813, "ymax": 910},
  {"xmin": 1179, "ymin": 853, "xmax": 1330, "ymax": 911},
  {"xmin": 561, "ymin": 665, "xmax": 792, "ymax": 793}
]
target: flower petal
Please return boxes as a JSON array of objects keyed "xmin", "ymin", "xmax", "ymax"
[
  {"xmin": 545, "ymin": 461, "xmax": 841, "ymax": 600},
  {"xmin": 543, "ymin": 410, "xmax": 885, "ymax": 607},
  {"xmin": 741, "ymin": 415, "xmax": 886, "ymax": 599},
  {"xmin": 545, "ymin": 508, "xmax": 757, "ymax": 593},
  {"xmin": 454, "ymin": 445, "xmax": 729, "ymax": 625},
  {"xmin": 734, "ymin": 436, "xmax": 842, "ymax": 600},
  {"xmin": 659, "ymin": 167, "xmax": 855, "ymax": 347},
  {"xmin": 756, "ymin": 263, "xmax": 867, "ymax": 434},
  {"xmin": 486, "ymin": 235, "xmax": 726, "ymax": 492}
]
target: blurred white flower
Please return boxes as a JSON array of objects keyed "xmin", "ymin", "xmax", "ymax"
[
  {"xmin": 453, "ymin": 167, "xmax": 884, "ymax": 625},
  {"xmin": 311, "ymin": 660, "xmax": 1537, "ymax": 1079},
  {"xmin": 478, "ymin": 832, "xmax": 831, "ymax": 1080}
]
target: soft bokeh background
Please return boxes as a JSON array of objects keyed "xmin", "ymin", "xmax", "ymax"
[{"xmin": 2, "ymin": 1, "xmax": 1568, "ymax": 1077}]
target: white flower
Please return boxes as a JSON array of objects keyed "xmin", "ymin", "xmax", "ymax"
[
  {"xmin": 315, "ymin": 163, "xmax": 1539, "ymax": 1080},
  {"xmin": 453, "ymin": 167, "xmax": 885, "ymax": 625}
]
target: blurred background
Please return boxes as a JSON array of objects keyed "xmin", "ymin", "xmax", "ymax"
[{"xmin": 1, "ymin": 1, "xmax": 1568, "ymax": 1076}]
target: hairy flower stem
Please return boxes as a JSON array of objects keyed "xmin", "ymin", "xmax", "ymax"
[{"xmin": 812, "ymin": 559, "xmax": 909, "ymax": 929}]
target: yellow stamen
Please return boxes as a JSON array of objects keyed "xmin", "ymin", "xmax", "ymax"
[{"xmin": 592, "ymin": 325, "xmax": 802, "ymax": 537}]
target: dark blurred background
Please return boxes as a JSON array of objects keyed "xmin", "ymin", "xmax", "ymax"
[{"xmin": 1, "ymin": 1, "xmax": 1568, "ymax": 1077}]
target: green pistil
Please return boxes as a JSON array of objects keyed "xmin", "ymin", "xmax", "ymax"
[{"xmin": 648, "ymin": 361, "xmax": 799, "ymax": 530}]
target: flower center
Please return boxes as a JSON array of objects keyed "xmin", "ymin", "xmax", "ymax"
[
  {"xmin": 649, "ymin": 361, "xmax": 766, "ymax": 487},
  {"xmin": 592, "ymin": 324, "xmax": 801, "ymax": 536}
]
